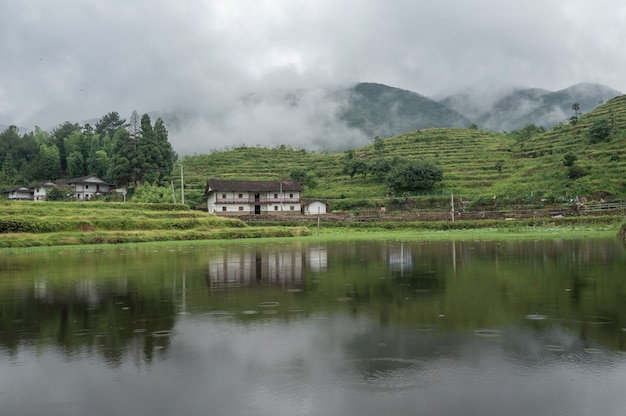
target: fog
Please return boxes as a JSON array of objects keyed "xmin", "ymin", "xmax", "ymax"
[{"xmin": 2, "ymin": 0, "xmax": 626, "ymax": 153}]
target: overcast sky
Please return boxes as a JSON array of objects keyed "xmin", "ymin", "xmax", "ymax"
[{"xmin": 2, "ymin": 0, "xmax": 625, "ymax": 153}]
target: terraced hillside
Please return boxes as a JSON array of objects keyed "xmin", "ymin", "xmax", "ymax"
[{"xmin": 178, "ymin": 95, "xmax": 626, "ymax": 209}]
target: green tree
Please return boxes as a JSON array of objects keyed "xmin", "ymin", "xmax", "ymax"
[
  {"xmin": 66, "ymin": 151, "xmax": 85, "ymax": 177},
  {"xmin": 368, "ymin": 157, "xmax": 394, "ymax": 180},
  {"xmin": 386, "ymin": 161, "xmax": 443, "ymax": 192},
  {"xmin": 289, "ymin": 168, "xmax": 308, "ymax": 184},
  {"xmin": 0, "ymin": 153, "xmax": 18, "ymax": 186},
  {"xmin": 109, "ymin": 129, "xmax": 135, "ymax": 186},
  {"xmin": 52, "ymin": 122, "xmax": 81, "ymax": 175},
  {"xmin": 136, "ymin": 114, "xmax": 161, "ymax": 184},
  {"xmin": 373, "ymin": 136, "xmax": 385, "ymax": 154},
  {"xmin": 132, "ymin": 182, "xmax": 172, "ymax": 203},
  {"xmin": 34, "ymin": 143, "xmax": 61, "ymax": 180},
  {"xmin": 588, "ymin": 119, "xmax": 611, "ymax": 144},
  {"xmin": 154, "ymin": 117, "xmax": 175, "ymax": 182},
  {"xmin": 95, "ymin": 111, "xmax": 127, "ymax": 140},
  {"xmin": 46, "ymin": 185, "xmax": 75, "ymax": 201},
  {"xmin": 563, "ymin": 153, "xmax": 577, "ymax": 167}
]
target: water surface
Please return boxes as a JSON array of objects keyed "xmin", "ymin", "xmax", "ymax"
[{"xmin": 1, "ymin": 238, "xmax": 626, "ymax": 415}]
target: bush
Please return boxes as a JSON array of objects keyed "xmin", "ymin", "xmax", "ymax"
[{"xmin": 588, "ymin": 119, "xmax": 612, "ymax": 144}]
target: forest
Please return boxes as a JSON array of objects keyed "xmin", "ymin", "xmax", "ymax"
[{"xmin": 0, "ymin": 111, "xmax": 176, "ymax": 192}]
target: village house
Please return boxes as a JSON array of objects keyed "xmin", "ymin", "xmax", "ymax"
[
  {"xmin": 4, "ymin": 176, "xmax": 114, "ymax": 201},
  {"xmin": 6, "ymin": 186, "xmax": 31, "ymax": 200},
  {"xmin": 303, "ymin": 199, "xmax": 328, "ymax": 215},
  {"xmin": 205, "ymin": 179, "xmax": 303, "ymax": 215}
]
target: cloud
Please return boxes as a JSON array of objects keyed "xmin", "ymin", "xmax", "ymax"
[{"xmin": 1, "ymin": 0, "xmax": 626, "ymax": 153}]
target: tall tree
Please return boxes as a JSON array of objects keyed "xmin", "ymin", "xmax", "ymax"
[
  {"xmin": 34, "ymin": 143, "xmax": 61, "ymax": 180},
  {"xmin": 136, "ymin": 114, "xmax": 160, "ymax": 183},
  {"xmin": 109, "ymin": 128, "xmax": 135, "ymax": 187},
  {"xmin": 95, "ymin": 111, "xmax": 127, "ymax": 140},
  {"xmin": 153, "ymin": 117, "xmax": 175, "ymax": 182},
  {"xmin": 52, "ymin": 122, "xmax": 81, "ymax": 175}
]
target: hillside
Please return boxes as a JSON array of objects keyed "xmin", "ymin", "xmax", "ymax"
[
  {"xmin": 338, "ymin": 83, "xmax": 471, "ymax": 138},
  {"xmin": 178, "ymin": 93, "xmax": 626, "ymax": 210},
  {"xmin": 441, "ymin": 83, "xmax": 622, "ymax": 132}
]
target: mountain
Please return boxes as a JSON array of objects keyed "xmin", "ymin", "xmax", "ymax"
[
  {"xmin": 440, "ymin": 83, "xmax": 622, "ymax": 132},
  {"xmin": 338, "ymin": 83, "xmax": 471, "ymax": 138}
]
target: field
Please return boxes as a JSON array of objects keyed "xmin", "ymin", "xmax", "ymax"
[{"xmin": 0, "ymin": 201, "xmax": 310, "ymax": 248}]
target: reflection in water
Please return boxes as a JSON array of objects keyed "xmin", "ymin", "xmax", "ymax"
[{"xmin": 1, "ymin": 239, "xmax": 626, "ymax": 415}]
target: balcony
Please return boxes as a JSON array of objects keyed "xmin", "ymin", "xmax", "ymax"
[{"xmin": 215, "ymin": 198, "xmax": 300, "ymax": 204}]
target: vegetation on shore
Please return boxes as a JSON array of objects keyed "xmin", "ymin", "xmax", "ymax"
[
  {"xmin": 0, "ymin": 201, "xmax": 309, "ymax": 248},
  {"xmin": 0, "ymin": 200, "xmax": 622, "ymax": 249}
]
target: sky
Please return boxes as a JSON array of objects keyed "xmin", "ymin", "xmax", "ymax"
[{"xmin": 2, "ymin": 0, "xmax": 626, "ymax": 154}]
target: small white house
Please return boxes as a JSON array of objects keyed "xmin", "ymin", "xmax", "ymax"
[
  {"xmin": 6, "ymin": 186, "xmax": 32, "ymax": 200},
  {"xmin": 7, "ymin": 176, "xmax": 114, "ymax": 201},
  {"xmin": 303, "ymin": 200, "xmax": 327, "ymax": 215},
  {"xmin": 32, "ymin": 181, "xmax": 57, "ymax": 201}
]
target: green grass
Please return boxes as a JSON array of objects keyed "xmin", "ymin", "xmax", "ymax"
[{"xmin": 0, "ymin": 201, "xmax": 310, "ymax": 247}]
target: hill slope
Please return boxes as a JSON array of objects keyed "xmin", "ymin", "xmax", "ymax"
[
  {"xmin": 441, "ymin": 83, "xmax": 622, "ymax": 132},
  {"xmin": 339, "ymin": 83, "xmax": 471, "ymax": 139},
  {"xmin": 179, "ymin": 93, "xmax": 626, "ymax": 209}
]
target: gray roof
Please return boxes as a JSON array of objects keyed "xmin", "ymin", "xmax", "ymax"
[{"xmin": 205, "ymin": 179, "xmax": 303, "ymax": 195}]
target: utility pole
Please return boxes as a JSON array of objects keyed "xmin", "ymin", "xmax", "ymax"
[
  {"xmin": 451, "ymin": 192, "xmax": 455, "ymax": 222},
  {"xmin": 180, "ymin": 165, "xmax": 185, "ymax": 205}
]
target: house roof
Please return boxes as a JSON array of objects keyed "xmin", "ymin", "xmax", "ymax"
[
  {"xmin": 56, "ymin": 176, "xmax": 113, "ymax": 186},
  {"xmin": 205, "ymin": 179, "xmax": 303, "ymax": 195}
]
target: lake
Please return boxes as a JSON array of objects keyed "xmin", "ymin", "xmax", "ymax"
[{"xmin": 1, "ymin": 238, "xmax": 626, "ymax": 416}]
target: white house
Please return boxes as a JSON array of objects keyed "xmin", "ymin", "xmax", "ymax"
[
  {"xmin": 6, "ymin": 176, "xmax": 113, "ymax": 201},
  {"xmin": 303, "ymin": 200, "xmax": 327, "ymax": 215},
  {"xmin": 32, "ymin": 181, "xmax": 57, "ymax": 201},
  {"xmin": 6, "ymin": 186, "xmax": 32, "ymax": 200},
  {"xmin": 205, "ymin": 179, "xmax": 303, "ymax": 215},
  {"xmin": 56, "ymin": 176, "xmax": 114, "ymax": 200}
]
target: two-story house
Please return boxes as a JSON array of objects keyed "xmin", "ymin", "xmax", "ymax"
[{"xmin": 205, "ymin": 179, "xmax": 303, "ymax": 215}]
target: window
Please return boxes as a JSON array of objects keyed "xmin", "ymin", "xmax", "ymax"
[
  {"xmin": 86, "ymin": 185, "xmax": 89, "ymax": 189},
  {"xmin": 289, "ymin": 193, "xmax": 294, "ymax": 198},
  {"xmin": 238, "ymin": 194, "xmax": 243, "ymax": 198},
  {"xmin": 238, "ymin": 206, "xmax": 244, "ymax": 211},
  {"xmin": 274, "ymin": 206, "xmax": 278, "ymax": 211},
  {"xmin": 222, "ymin": 206, "xmax": 227, "ymax": 212},
  {"xmin": 290, "ymin": 206, "xmax": 294, "ymax": 211},
  {"xmin": 274, "ymin": 193, "xmax": 278, "ymax": 198},
  {"xmin": 222, "ymin": 194, "xmax": 226, "ymax": 199}
]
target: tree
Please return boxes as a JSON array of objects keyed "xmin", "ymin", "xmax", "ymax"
[
  {"xmin": 386, "ymin": 161, "xmax": 443, "ymax": 192},
  {"xmin": 66, "ymin": 151, "xmax": 85, "ymax": 177},
  {"xmin": 588, "ymin": 119, "xmax": 611, "ymax": 144},
  {"xmin": 136, "ymin": 114, "xmax": 161, "ymax": 184},
  {"xmin": 34, "ymin": 143, "xmax": 61, "ymax": 180},
  {"xmin": 289, "ymin": 168, "xmax": 308, "ymax": 184},
  {"xmin": 52, "ymin": 122, "xmax": 81, "ymax": 175},
  {"xmin": 95, "ymin": 111, "xmax": 127, "ymax": 140},
  {"xmin": 153, "ymin": 117, "xmax": 176, "ymax": 182},
  {"xmin": 373, "ymin": 136, "xmax": 385, "ymax": 154},
  {"xmin": 109, "ymin": 129, "xmax": 135, "ymax": 186},
  {"xmin": 368, "ymin": 157, "xmax": 394, "ymax": 180},
  {"xmin": 572, "ymin": 102, "xmax": 580, "ymax": 118},
  {"xmin": 46, "ymin": 185, "xmax": 75, "ymax": 201},
  {"xmin": 563, "ymin": 153, "xmax": 577, "ymax": 167},
  {"xmin": 342, "ymin": 158, "xmax": 369, "ymax": 179}
]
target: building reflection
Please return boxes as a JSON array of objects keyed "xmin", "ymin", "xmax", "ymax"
[{"xmin": 207, "ymin": 249, "xmax": 301, "ymax": 289}]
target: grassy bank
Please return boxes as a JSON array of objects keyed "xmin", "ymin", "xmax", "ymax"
[
  {"xmin": 1, "ymin": 201, "xmax": 622, "ymax": 249},
  {"xmin": 0, "ymin": 201, "xmax": 310, "ymax": 248}
]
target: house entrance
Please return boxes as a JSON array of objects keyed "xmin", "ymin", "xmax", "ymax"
[{"xmin": 254, "ymin": 205, "xmax": 261, "ymax": 215}]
